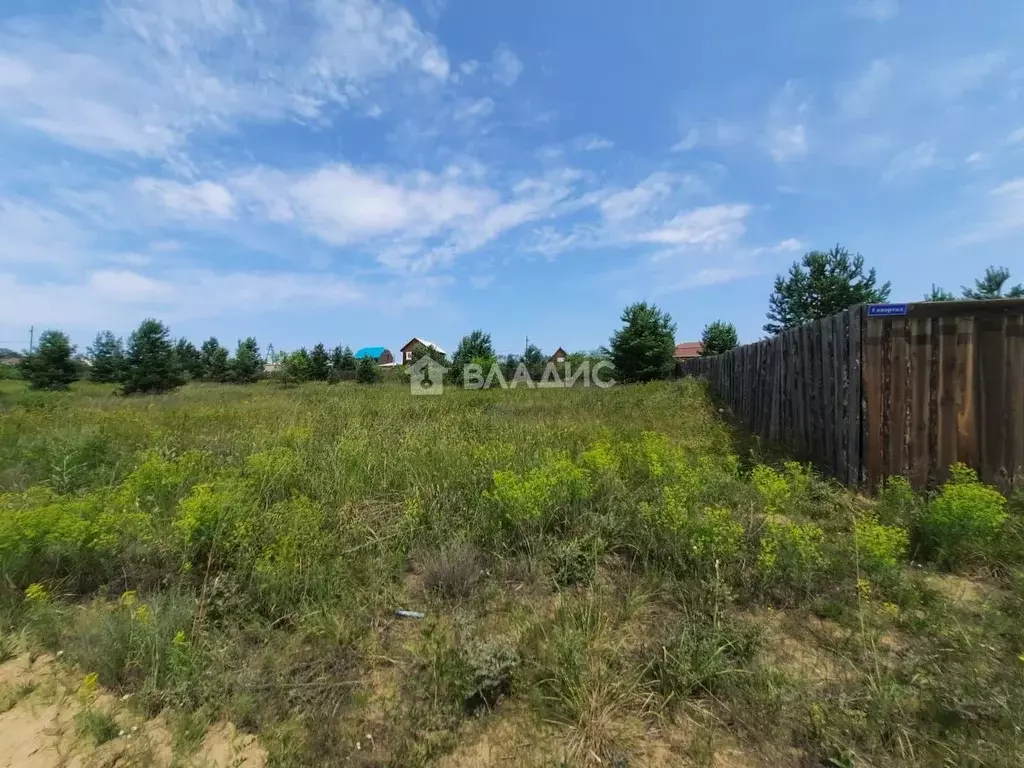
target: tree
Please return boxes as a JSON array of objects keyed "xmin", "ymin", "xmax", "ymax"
[
  {"xmin": 962, "ymin": 266, "xmax": 1024, "ymax": 300},
  {"xmin": 174, "ymin": 338, "xmax": 204, "ymax": 380},
  {"xmin": 277, "ymin": 348, "xmax": 311, "ymax": 384},
  {"xmin": 122, "ymin": 319, "xmax": 183, "ymax": 395},
  {"xmin": 451, "ymin": 330, "xmax": 495, "ymax": 384},
  {"xmin": 924, "ymin": 285, "xmax": 955, "ymax": 302},
  {"xmin": 356, "ymin": 355, "xmax": 381, "ymax": 384},
  {"xmin": 88, "ymin": 330, "xmax": 125, "ymax": 383},
  {"xmin": 407, "ymin": 341, "xmax": 446, "ymax": 366},
  {"xmin": 700, "ymin": 321, "xmax": 739, "ymax": 356},
  {"xmin": 232, "ymin": 337, "xmax": 262, "ymax": 383},
  {"xmin": 764, "ymin": 245, "xmax": 891, "ymax": 335},
  {"xmin": 309, "ymin": 343, "xmax": 330, "ymax": 381},
  {"xmin": 608, "ymin": 301, "xmax": 677, "ymax": 383},
  {"xmin": 200, "ymin": 337, "xmax": 230, "ymax": 382},
  {"xmin": 338, "ymin": 346, "xmax": 356, "ymax": 371},
  {"xmin": 20, "ymin": 330, "xmax": 80, "ymax": 390}
]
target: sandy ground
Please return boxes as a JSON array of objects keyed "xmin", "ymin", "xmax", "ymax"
[{"xmin": 0, "ymin": 653, "xmax": 265, "ymax": 768}]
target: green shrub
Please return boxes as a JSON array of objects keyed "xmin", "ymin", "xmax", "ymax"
[
  {"xmin": 463, "ymin": 638, "xmax": 518, "ymax": 711},
  {"xmin": 549, "ymin": 537, "xmax": 598, "ymax": 587},
  {"xmin": 876, "ymin": 475, "xmax": 919, "ymax": 527},
  {"xmin": 918, "ymin": 463, "xmax": 1008, "ymax": 568},
  {"xmin": 854, "ymin": 512, "xmax": 909, "ymax": 579},
  {"xmin": 647, "ymin": 618, "xmax": 761, "ymax": 702},
  {"xmin": 757, "ymin": 518, "xmax": 825, "ymax": 598},
  {"xmin": 484, "ymin": 452, "xmax": 591, "ymax": 539}
]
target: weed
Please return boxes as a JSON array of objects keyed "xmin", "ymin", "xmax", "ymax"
[
  {"xmin": 423, "ymin": 542, "xmax": 483, "ymax": 600},
  {"xmin": 75, "ymin": 706, "xmax": 121, "ymax": 745},
  {"xmin": 918, "ymin": 463, "xmax": 1008, "ymax": 569}
]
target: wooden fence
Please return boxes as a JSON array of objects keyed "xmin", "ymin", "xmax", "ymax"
[{"xmin": 679, "ymin": 299, "xmax": 1024, "ymax": 491}]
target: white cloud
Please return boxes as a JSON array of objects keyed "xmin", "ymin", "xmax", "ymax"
[
  {"xmin": 751, "ymin": 238, "xmax": 804, "ymax": 256},
  {"xmin": 0, "ymin": 268, "xmax": 365, "ymax": 330},
  {"xmin": 600, "ymin": 173, "xmax": 674, "ymax": 222},
  {"xmin": 1007, "ymin": 127, "xmax": 1024, "ymax": 144},
  {"xmin": 766, "ymin": 82, "xmax": 809, "ymax": 163},
  {"xmin": 883, "ymin": 141, "xmax": 937, "ymax": 181},
  {"xmin": 452, "ymin": 97, "xmax": 494, "ymax": 122},
  {"xmin": 134, "ymin": 178, "xmax": 236, "ymax": 219},
  {"xmin": 838, "ymin": 59, "xmax": 892, "ymax": 117},
  {"xmin": 469, "ymin": 274, "xmax": 494, "ymax": 289},
  {"xmin": 0, "ymin": 199, "xmax": 87, "ymax": 264},
  {"xmin": 492, "ymin": 45, "xmax": 523, "ymax": 86},
  {"xmin": 960, "ymin": 178, "xmax": 1024, "ymax": 243},
  {"xmin": 932, "ymin": 51, "xmax": 1007, "ymax": 101},
  {"xmin": 850, "ymin": 0, "xmax": 899, "ymax": 22},
  {"xmin": 671, "ymin": 128, "xmax": 699, "ymax": 152},
  {"xmin": 573, "ymin": 135, "xmax": 614, "ymax": 151},
  {"xmin": 0, "ymin": 0, "xmax": 450, "ymax": 156},
  {"xmin": 459, "ymin": 59, "xmax": 478, "ymax": 76},
  {"xmin": 966, "ymin": 151, "xmax": 986, "ymax": 165},
  {"xmin": 638, "ymin": 204, "xmax": 751, "ymax": 247}
]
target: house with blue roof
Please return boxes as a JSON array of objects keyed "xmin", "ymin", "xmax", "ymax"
[{"xmin": 353, "ymin": 346, "xmax": 395, "ymax": 366}]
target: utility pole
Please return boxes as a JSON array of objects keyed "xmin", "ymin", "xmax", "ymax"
[{"xmin": 28, "ymin": 326, "xmax": 34, "ymax": 354}]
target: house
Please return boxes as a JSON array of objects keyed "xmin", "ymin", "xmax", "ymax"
[
  {"xmin": 354, "ymin": 347, "xmax": 395, "ymax": 365},
  {"xmin": 673, "ymin": 342, "xmax": 703, "ymax": 361},
  {"xmin": 549, "ymin": 346, "xmax": 568, "ymax": 363},
  {"xmin": 399, "ymin": 338, "xmax": 446, "ymax": 364}
]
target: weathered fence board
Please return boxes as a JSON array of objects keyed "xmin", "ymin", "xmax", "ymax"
[{"xmin": 680, "ymin": 299, "xmax": 1024, "ymax": 491}]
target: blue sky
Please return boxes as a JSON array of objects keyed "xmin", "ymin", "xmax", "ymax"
[{"xmin": 2, "ymin": 0, "xmax": 1023, "ymax": 356}]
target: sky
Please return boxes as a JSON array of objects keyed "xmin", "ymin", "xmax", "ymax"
[{"xmin": 2, "ymin": 0, "xmax": 1023, "ymax": 357}]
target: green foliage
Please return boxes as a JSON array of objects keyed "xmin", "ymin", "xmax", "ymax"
[
  {"xmin": 876, "ymin": 475, "xmax": 918, "ymax": 527},
  {"xmin": 608, "ymin": 301, "xmax": 677, "ymax": 383},
  {"xmin": 751, "ymin": 462, "xmax": 812, "ymax": 515},
  {"xmin": 275, "ymin": 348, "xmax": 311, "ymax": 384},
  {"xmin": 854, "ymin": 512, "xmax": 909, "ymax": 578},
  {"xmin": 122, "ymin": 319, "xmax": 184, "ymax": 395},
  {"xmin": 423, "ymin": 543, "xmax": 482, "ymax": 600},
  {"xmin": 199, "ymin": 337, "xmax": 230, "ymax": 382},
  {"xmin": 231, "ymin": 337, "xmax": 262, "ymax": 383},
  {"xmin": 757, "ymin": 518, "xmax": 825, "ymax": 596},
  {"xmin": 549, "ymin": 537, "xmax": 598, "ymax": 587},
  {"xmin": 962, "ymin": 266, "xmax": 1024, "ymax": 300},
  {"xmin": 336, "ymin": 345, "xmax": 356, "ymax": 371},
  {"xmin": 75, "ymin": 706, "xmax": 120, "ymax": 745},
  {"xmin": 918, "ymin": 463, "xmax": 1008, "ymax": 568},
  {"xmin": 174, "ymin": 338, "xmax": 204, "ymax": 381},
  {"xmin": 355, "ymin": 355, "xmax": 381, "ymax": 384},
  {"xmin": 463, "ymin": 638, "xmax": 518, "ymax": 710},
  {"xmin": 647, "ymin": 618, "xmax": 761, "ymax": 701},
  {"xmin": 308, "ymin": 343, "xmax": 330, "ymax": 381},
  {"xmin": 924, "ymin": 284, "xmax": 955, "ymax": 302},
  {"xmin": 764, "ymin": 245, "xmax": 891, "ymax": 335},
  {"xmin": 451, "ymin": 330, "xmax": 495, "ymax": 385},
  {"xmin": 485, "ymin": 452, "xmax": 591, "ymax": 539},
  {"xmin": 700, "ymin": 320, "xmax": 739, "ymax": 356},
  {"xmin": 88, "ymin": 331, "xmax": 125, "ymax": 383},
  {"xmin": 20, "ymin": 330, "xmax": 80, "ymax": 390}
]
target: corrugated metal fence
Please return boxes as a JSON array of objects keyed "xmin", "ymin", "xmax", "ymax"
[{"xmin": 679, "ymin": 299, "xmax": 1024, "ymax": 491}]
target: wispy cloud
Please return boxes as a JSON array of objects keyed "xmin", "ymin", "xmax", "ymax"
[
  {"xmin": 639, "ymin": 205, "xmax": 751, "ymax": 248},
  {"xmin": 766, "ymin": 82, "xmax": 809, "ymax": 163},
  {"xmin": 959, "ymin": 178, "xmax": 1024, "ymax": 243},
  {"xmin": 134, "ymin": 179, "xmax": 236, "ymax": 220},
  {"xmin": 849, "ymin": 0, "xmax": 899, "ymax": 22},
  {"xmin": 0, "ymin": 0, "xmax": 451, "ymax": 157},
  {"xmin": 573, "ymin": 135, "xmax": 614, "ymax": 151},
  {"xmin": 883, "ymin": 141, "xmax": 937, "ymax": 182},
  {"xmin": 838, "ymin": 59, "xmax": 892, "ymax": 117},
  {"xmin": 491, "ymin": 44, "xmax": 523, "ymax": 86},
  {"xmin": 0, "ymin": 198, "xmax": 88, "ymax": 264}
]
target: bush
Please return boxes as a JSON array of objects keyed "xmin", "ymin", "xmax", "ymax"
[
  {"xmin": 423, "ymin": 542, "xmax": 482, "ymax": 600},
  {"xmin": 463, "ymin": 638, "xmax": 518, "ymax": 711},
  {"xmin": 757, "ymin": 518, "xmax": 825, "ymax": 598},
  {"xmin": 917, "ymin": 463, "xmax": 1008, "ymax": 569},
  {"xmin": 854, "ymin": 512, "xmax": 909, "ymax": 580},
  {"xmin": 549, "ymin": 537, "xmax": 598, "ymax": 587},
  {"xmin": 20, "ymin": 330, "xmax": 80, "ymax": 391}
]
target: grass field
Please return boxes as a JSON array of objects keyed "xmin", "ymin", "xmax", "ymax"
[{"xmin": 1, "ymin": 378, "xmax": 1023, "ymax": 766}]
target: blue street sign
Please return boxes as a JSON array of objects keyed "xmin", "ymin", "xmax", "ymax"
[{"xmin": 867, "ymin": 303, "xmax": 909, "ymax": 317}]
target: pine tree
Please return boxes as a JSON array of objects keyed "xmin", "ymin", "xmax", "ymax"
[
  {"xmin": 330, "ymin": 345, "xmax": 345, "ymax": 371},
  {"xmin": 309, "ymin": 343, "xmax": 330, "ymax": 381},
  {"xmin": 232, "ymin": 337, "xmax": 263, "ymax": 383},
  {"xmin": 765, "ymin": 245, "xmax": 890, "ymax": 335},
  {"xmin": 924, "ymin": 285, "xmax": 955, "ymax": 302},
  {"xmin": 122, "ymin": 319, "xmax": 183, "ymax": 395},
  {"xmin": 339, "ymin": 346, "xmax": 356, "ymax": 371},
  {"xmin": 200, "ymin": 337, "xmax": 230, "ymax": 382},
  {"xmin": 174, "ymin": 338, "xmax": 204, "ymax": 380},
  {"xmin": 608, "ymin": 302, "xmax": 676, "ymax": 382},
  {"xmin": 356, "ymin": 355, "xmax": 381, "ymax": 384},
  {"xmin": 962, "ymin": 266, "xmax": 1024, "ymax": 299},
  {"xmin": 88, "ymin": 330, "xmax": 125, "ymax": 383},
  {"xmin": 699, "ymin": 321, "xmax": 739, "ymax": 356},
  {"xmin": 20, "ymin": 330, "xmax": 80, "ymax": 390}
]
